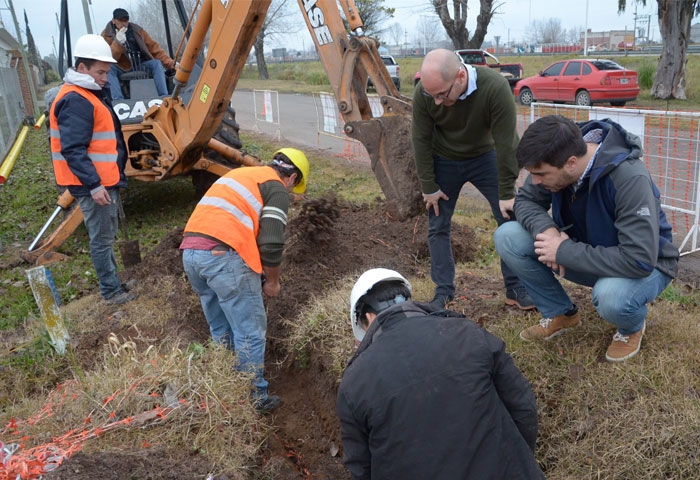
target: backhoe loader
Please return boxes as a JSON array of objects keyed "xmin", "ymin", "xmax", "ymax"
[{"xmin": 23, "ymin": 0, "xmax": 422, "ymax": 265}]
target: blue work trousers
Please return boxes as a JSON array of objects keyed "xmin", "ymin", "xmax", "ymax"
[
  {"xmin": 182, "ymin": 248, "xmax": 269, "ymax": 399},
  {"xmin": 108, "ymin": 59, "xmax": 169, "ymax": 99},
  {"xmin": 494, "ymin": 221, "xmax": 672, "ymax": 335}
]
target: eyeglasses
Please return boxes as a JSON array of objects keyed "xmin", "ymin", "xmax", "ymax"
[{"xmin": 422, "ymin": 66, "xmax": 462, "ymax": 101}]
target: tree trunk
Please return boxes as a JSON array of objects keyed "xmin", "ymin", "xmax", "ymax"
[
  {"xmin": 651, "ymin": 0, "xmax": 694, "ymax": 99},
  {"xmin": 434, "ymin": 0, "xmax": 495, "ymax": 49},
  {"xmin": 254, "ymin": 32, "xmax": 269, "ymax": 80}
]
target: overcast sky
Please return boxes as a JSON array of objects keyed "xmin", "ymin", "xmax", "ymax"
[{"xmin": 0, "ymin": 0, "xmax": 658, "ymax": 59}]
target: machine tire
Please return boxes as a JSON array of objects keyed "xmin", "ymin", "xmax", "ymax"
[
  {"xmin": 192, "ymin": 106, "xmax": 243, "ymax": 198},
  {"xmin": 575, "ymin": 90, "xmax": 591, "ymax": 107}
]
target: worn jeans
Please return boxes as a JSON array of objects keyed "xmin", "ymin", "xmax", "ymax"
[
  {"xmin": 108, "ymin": 60, "xmax": 169, "ymax": 99},
  {"xmin": 76, "ymin": 189, "xmax": 123, "ymax": 299},
  {"xmin": 429, "ymin": 151, "xmax": 521, "ymax": 297},
  {"xmin": 494, "ymin": 221, "xmax": 673, "ymax": 335},
  {"xmin": 182, "ymin": 248, "xmax": 269, "ymax": 398}
]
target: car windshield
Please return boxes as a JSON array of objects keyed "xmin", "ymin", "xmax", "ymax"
[
  {"xmin": 590, "ymin": 60, "xmax": 624, "ymax": 71},
  {"xmin": 382, "ymin": 57, "xmax": 396, "ymax": 66}
]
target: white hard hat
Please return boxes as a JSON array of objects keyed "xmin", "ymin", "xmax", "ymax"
[
  {"xmin": 74, "ymin": 34, "xmax": 117, "ymax": 63},
  {"xmin": 349, "ymin": 268, "xmax": 411, "ymax": 342}
]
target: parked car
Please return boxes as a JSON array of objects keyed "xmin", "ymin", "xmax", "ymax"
[
  {"xmin": 514, "ymin": 58, "xmax": 639, "ymax": 107},
  {"xmin": 367, "ymin": 54, "xmax": 400, "ymax": 90}
]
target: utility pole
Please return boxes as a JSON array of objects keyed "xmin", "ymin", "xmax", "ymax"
[
  {"xmin": 583, "ymin": 0, "xmax": 589, "ymax": 56},
  {"xmin": 81, "ymin": 0, "xmax": 93, "ymax": 34},
  {"xmin": 7, "ymin": 0, "xmax": 39, "ymax": 119}
]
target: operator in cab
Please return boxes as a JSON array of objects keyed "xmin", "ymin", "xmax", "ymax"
[{"xmin": 101, "ymin": 8, "xmax": 176, "ymax": 100}]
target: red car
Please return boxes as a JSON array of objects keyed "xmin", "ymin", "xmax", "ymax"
[{"xmin": 514, "ymin": 59, "xmax": 639, "ymax": 107}]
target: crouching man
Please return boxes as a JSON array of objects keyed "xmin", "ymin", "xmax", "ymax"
[
  {"xmin": 336, "ymin": 268, "xmax": 544, "ymax": 479},
  {"xmin": 494, "ymin": 115, "xmax": 678, "ymax": 362}
]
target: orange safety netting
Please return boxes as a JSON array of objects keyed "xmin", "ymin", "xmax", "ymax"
[{"xmin": 0, "ymin": 380, "xmax": 187, "ymax": 480}]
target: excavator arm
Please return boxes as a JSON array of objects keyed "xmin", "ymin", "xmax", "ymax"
[
  {"xmin": 24, "ymin": 0, "xmax": 421, "ymax": 264},
  {"xmin": 298, "ymin": 0, "xmax": 422, "ymax": 219}
]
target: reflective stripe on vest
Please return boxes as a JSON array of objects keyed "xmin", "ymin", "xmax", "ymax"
[
  {"xmin": 183, "ymin": 166, "xmax": 284, "ymax": 273},
  {"xmin": 49, "ymin": 84, "xmax": 120, "ymax": 187}
]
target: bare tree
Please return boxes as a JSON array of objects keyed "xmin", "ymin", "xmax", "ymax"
[
  {"xmin": 567, "ymin": 26, "xmax": 583, "ymax": 45},
  {"xmin": 619, "ymin": 0, "xmax": 699, "ymax": 99},
  {"xmin": 386, "ymin": 22, "xmax": 404, "ymax": 47},
  {"xmin": 253, "ymin": 0, "xmax": 299, "ymax": 79},
  {"xmin": 432, "ymin": 0, "xmax": 501, "ymax": 49},
  {"xmin": 131, "ymin": 0, "xmax": 199, "ymax": 57},
  {"xmin": 529, "ymin": 18, "xmax": 566, "ymax": 44},
  {"xmin": 350, "ymin": 0, "xmax": 395, "ymax": 37},
  {"xmin": 415, "ymin": 16, "xmax": 443, "ymax": 53}
]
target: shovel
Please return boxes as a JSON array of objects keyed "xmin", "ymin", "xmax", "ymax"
[{"xmin": 117, "ymin": 194, "xmax": 142, "ymax": 267}]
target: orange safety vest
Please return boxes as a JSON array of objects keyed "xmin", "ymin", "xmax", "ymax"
[
  {"xmin": 49, "ymin": 84, "xmax": 120, "ymax": 187},
  {"xmin": 184, "ymin": 166, "xmax": 284, "ymax": 273}
]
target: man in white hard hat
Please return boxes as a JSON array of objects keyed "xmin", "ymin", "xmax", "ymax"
[
  {"xmin": 337, "ymin": 268, "xmax": 544, "ymax": 479},
  {"xmin": 49, "ymin": 34, "xmax": 134, "ymax": 305}
]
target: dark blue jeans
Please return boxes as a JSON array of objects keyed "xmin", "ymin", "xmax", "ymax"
[{"xmin": 429, "ymin": 151, "xmax": 521, "ymax": 297}]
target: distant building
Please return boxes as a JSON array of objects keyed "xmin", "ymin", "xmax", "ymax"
[{"xmin": 580, "ymin": 29, "xmax": 634, "ymax": 51}]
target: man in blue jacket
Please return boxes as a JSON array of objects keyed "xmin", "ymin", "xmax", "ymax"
[
  {"xmin": 494, "ymin": 115, "xmax": 678, "ymax": 362},
  {"xmin": 50, "ymin": 34, "xmax": 134, "ymax": 305},
  {"xmin": 337, "ymin": 268, "xmax": 543, "ymax": 479}
]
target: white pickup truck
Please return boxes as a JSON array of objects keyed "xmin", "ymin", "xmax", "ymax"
[{"xmin": 368, "ymin": 54, "xmax": 401, "ymax": 90}]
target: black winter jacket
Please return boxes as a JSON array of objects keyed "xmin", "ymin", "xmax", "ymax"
[{"xmin": 336, "ymin": 301, "xmax": 544, "ymax": 480}]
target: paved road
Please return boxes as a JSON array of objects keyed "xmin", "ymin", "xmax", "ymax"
[{"xmin": 230, "ymin": 89, "xmax": 349, "ymax": 157}]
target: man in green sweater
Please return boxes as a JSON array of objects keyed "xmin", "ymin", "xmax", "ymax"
[{"xmin": 412, "ymin": 48, "xmax": 533, "ymax": 310}]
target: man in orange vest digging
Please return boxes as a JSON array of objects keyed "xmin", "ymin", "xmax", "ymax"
[
  {"xmin": 50, "ymin": 34, "xmax": 135, "ymax": 306},
  {"xmin": 180, "ymin": 149, "xmax": 310, "ymax": 413}
]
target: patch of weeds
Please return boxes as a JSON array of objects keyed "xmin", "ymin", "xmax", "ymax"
[{"xmin": 659, "ymin": 282, "xmax": 700, "ymax": 307}]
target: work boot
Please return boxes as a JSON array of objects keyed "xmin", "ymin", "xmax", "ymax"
[
  {"xmin": 429, "ymin": 294, "xmax": 454, "ymax": 310},
  {"xmin": 605, "ymin": 323, "xmax": 646, "ymax": 362},
  {"xmin": 255, "ymin": 395, "xmax": 281, "ymax": 414},
  {"xmin": 505, "ymin": 286, "xmax": 537, "ymax": 311},
  {"xmin": 104, "ymin": 290, "xmax": 136, "ymax": 305},
  {"xmin": 519, "ymin": 307, "xmax": 581, "ymax": 341}
]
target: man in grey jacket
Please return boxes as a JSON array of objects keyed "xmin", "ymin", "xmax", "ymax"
[
  {"xmin": 337, "ymin": 268, "xmax": 543, "ymax": 479},
  {"xmin": 494, "ymin": 115, "xmax": 678, "ymax": 362}
]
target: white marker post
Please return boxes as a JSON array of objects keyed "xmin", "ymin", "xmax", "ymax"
[{"xmin": 25, "ymin": 266, "xmax": 70, "ymax": 355}]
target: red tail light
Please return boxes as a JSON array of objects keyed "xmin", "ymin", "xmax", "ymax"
[{"xmin": 601, "ymin": 75, "xmax": 611, "ymax": 86}]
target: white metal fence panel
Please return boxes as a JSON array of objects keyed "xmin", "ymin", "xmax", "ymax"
[{"xmin": 528, "ymin": 103, "xmax": 700, "ymax": 255}]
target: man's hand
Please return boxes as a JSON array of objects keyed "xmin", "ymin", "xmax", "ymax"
[
  {"xmin": 534, "ymin": 228, "xmax": 569, "ymax": 276},
  {"xmin": 91, "ymin": 188, "xmax": 112, "ymax": 206},
  {"xmin": 423, "ymin": 190, "xmax": 448, "ymax": 216},
  {"xmin": 499, "ymin": 198, "xmax": 515, "ymax": 219},
  {"xmin": 262, "ymin": 279, "xmax": 281, "ymax": 297},
  {"xmin": 115, "ymin": 27, "xmax": 127, "ymax": 46}
]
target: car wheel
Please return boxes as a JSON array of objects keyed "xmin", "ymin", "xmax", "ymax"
[
  {"xmin": 610, "ymin": 101, "xmax": 626, "ymax": 107},
  {"xmin": 394, "ymin": 78, "xmax": 401, "ymax": 90},
  {"xmin": 575, "ymin": 90, "xmax": 591, "ymax": 106},
  {"xmin": 519, "ymin": 88, "xmax": 533, "ymax": 106}
]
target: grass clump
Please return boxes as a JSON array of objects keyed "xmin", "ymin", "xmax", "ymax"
[{"xmin": 0, "ymin": 340, "xmax": 267, "ymax": 476}]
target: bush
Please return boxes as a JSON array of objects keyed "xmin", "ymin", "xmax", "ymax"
[{"xmin": 638, "ymin": 62, "xmax": 656, "ymax": 89}]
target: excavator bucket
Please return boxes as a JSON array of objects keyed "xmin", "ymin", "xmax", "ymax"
[{"xmin": 345, "ymin": 98, "xmax": 423, "ymax": 220}]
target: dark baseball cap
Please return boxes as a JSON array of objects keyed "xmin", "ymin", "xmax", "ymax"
[{"xmin": 113, "ymin": 8, "xmax": 129, "ymax": 20}]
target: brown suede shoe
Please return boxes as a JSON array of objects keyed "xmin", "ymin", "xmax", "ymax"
[
  {"xmin": 519, "ymin": 310, "xmax": 581, "ymax": 341},
  {"xmin": 605, "ymin": 323, "xmax": 646, "ymax": 362}
]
